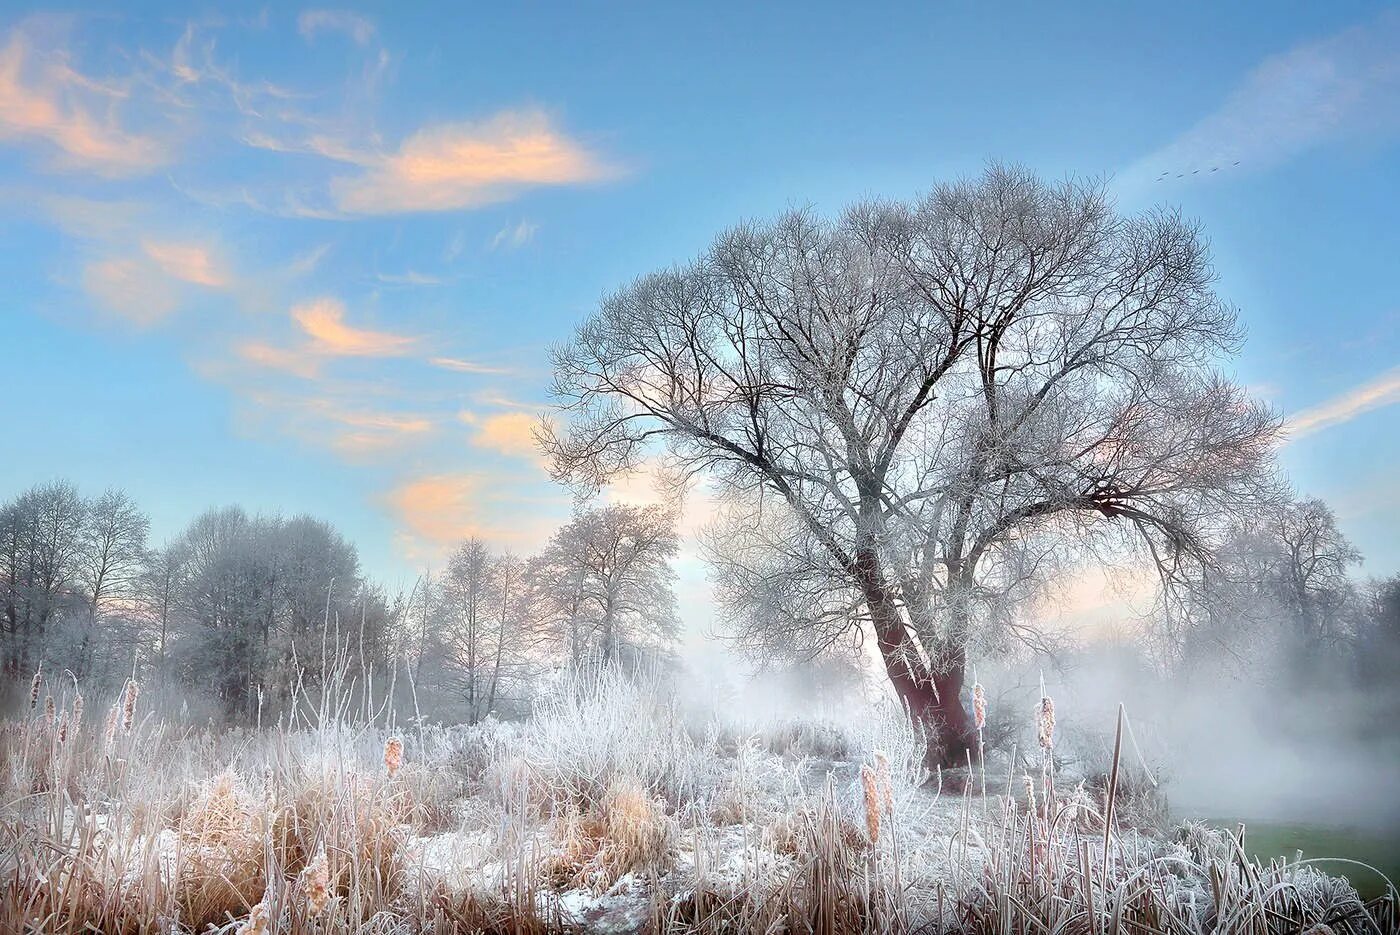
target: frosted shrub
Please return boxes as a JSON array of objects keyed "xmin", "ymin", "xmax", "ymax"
[{"xmin": 506, "ymin": 666, "xmax": 701, "ymax": 810}]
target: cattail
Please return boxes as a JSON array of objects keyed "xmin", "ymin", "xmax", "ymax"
[
  {"xmin": 384, "ymin": 736, "xmax": 403, "ymax": 778},
  {"xmin": 301, "ymin": 849, "xmax": 330, "ymax": 916},
  {"xmin": 972, "ymin": 682, "xmax": 986, "ymax": 731},
  {"xmin": 1022, "ymin": 773, "xmax": 1037, "ymax": 816},
  {"xmin": 71, "ymin": 692, "xmax": 83, "ymax": 729},
  {"xmin": 872, "ymin": 749, "xmax": 893, "ymax": 813},
  {"xmin": 860, "ymin": 764, "xmax": 881, "ymax": 844},
  {"xmin": 238, "ymin": 898, "xmax": 271, "ymax": 935},
  {"xmin": 103, "ymin": 703, "xmax": 119, "ymax": 746},
  {"xmin": 57, "ymin": 714, "xmax": 69, "ymax": 744},
  {"xmin": 1036, "ymin": 695, "xmax": 1056, "ymax": 752},
  {"xmin": 28, "ymin": 666, "xmax": 41, "ymax": 709},
  {"xmin": 44, "ymin": 695, "xmax": 55, "ymax": 728},
  {"xmin": 121, "ymin": 680, "xmax": 138, "ymax": 734}
]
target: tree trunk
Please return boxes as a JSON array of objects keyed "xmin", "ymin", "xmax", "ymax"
[{"xmin": 855, "ymin": 549, "xmax": 972, "ymax": 768}]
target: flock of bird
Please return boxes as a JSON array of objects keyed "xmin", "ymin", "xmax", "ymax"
[{"xmin": 1156, "ymin": 160, "xmax": 1242, "ymax": 180}]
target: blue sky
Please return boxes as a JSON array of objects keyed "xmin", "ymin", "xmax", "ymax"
[{"xmin": 3, "ymin": 2, "xmax": 1399, "ymax": 622}]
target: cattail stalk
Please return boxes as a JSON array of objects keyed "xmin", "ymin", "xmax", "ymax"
[
  {"xmin": 860, "ymin": 764, "xmax": 881, "ymax": 845},
  {"xmin": 384, "ymin": 736, "xmax": 403, "ymax": 779},
  {"xmin": 28, "ymin": 666, "xmax": 41, "ymax": 710},
  {"xmin": 121, "ymin": 679, "xmax": 138, "ymax": 734},
  {"xmin": 302, "ymin": 849, "xmax": 330, "ymax": 916},
  {"xmin": 972, "ymin": 678, "xmax": 987, "ymax": 799},
  {"xmin": 238, "ymin": 898, "xmax": 271, "ymax": 935},
  {"xmin": 872, "ymin": 749, "xmax": 893, "ymax": 813}
]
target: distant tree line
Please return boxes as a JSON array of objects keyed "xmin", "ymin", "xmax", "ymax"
[
  {"xmin": 0, "ymin": 480, "xmax": 680, "ymax": 724},
  {"xmin": 1166, "ymin": 495, "xmax": 1400, "ymax": 693}
]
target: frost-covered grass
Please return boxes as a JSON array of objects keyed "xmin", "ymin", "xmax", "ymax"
[{"xmin": 3, "ymin": 668, "xmax": 1396, "ymax": 933}]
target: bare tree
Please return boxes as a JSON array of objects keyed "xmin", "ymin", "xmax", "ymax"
[
  {"xmin": 0, "ymin": 481, "xmax": 87, "ymax": 676},
  {"xmin": 544, "ymin": 166, "xmax": 1278, "ymax": 764},
  {"xmin": 75, "ymin": 489, "xmax": 149, "ymax": 680},
  {"xmin": 530, "ymin": 504, "xmax": 680, "ymax": 666}
]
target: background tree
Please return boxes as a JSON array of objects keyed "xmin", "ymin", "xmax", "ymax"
[
  {"xmin": 531, "ymin": 504, "xmax": 680, "ymax": 667},
  {"xmin": 75, "ymin": 489, "xmax": 149, "ymax": 681},
  {"xmin": 544, "ymin": 166, "xmax": 1278, "ymax": 764}
]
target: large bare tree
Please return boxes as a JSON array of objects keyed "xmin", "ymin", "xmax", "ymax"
[{"xmin": 544, "ymin": 166, "xmax": 1278, "ymax": 764}]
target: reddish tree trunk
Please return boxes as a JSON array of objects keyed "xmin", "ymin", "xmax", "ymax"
[{"xmin": 855, "ymin": 551, "xmax": 973, "ymax": 768}]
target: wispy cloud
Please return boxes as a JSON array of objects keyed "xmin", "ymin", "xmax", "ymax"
[
  {"xmin": 297, "ymin": 10, "xmax": 376, "ymax": 47},
  {"xmin": 1285, "ymin": 365, "xmax": 1400, "ymax": 441},
  {"xmin": 292, "ymin": 297, "xmax": 418, "ymax": 357},
  {"xmin": 81, "ymin": 257, "xmax": 180, "ymax": 325},
  {"xmin": 383, "ymin": 473, "xmax": 556, "ymax": 556},
  {"xmin": 330, "ymin": 109, "xmax": 615, "ymax": 214},
  {"xmin": 141, "ymin": 240, "xmax": 228, "ymax": 287},
  {"xmin": 0, "ymin": 30, "xmax": 167, "ymax": 175},
  {"xmin": 471, "ymin": 410, "xmax": 543, "ymax": 462},
  {"xmin": 376, "ymin": 270, "xmax": 446, "ymax": 286},
  {"xmin": 490, "ymin": 219, "xmax": 538, "ymax": 251},
  {"xmin": 1126, "ymin": 10, "xmax": 1400, "ymax": 185},
  {"xmin": 429, "ymin": 356, "xmax": 512, "ymax": 375},
  {"xmin": 236, "ymin": 341, "xmax": 321, "ymax": 379}
]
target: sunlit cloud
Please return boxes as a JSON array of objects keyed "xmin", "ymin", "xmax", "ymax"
[
  {"xmin": 1125, "ymin": 10, "xmax": 1400, "ymax": 186},
  {"xmin": 383, "ymin": 473, "xmax": 556, "ymax": 556},
  {"xmin": 323, "ymin": 405, "xmax": 433, "ymax": 455},
  {"xmin": 142, "ymin": 240, "xmax": 228, "ymax": 288},
  {"xmin": 81, "ymin": 257, "xmax": 180, "ymax": 325},
  {"xmin": 237, "ymin": 341, "xmax": 321, "ymax": 379},
  {"xmin": 292, "ymin": 297, "xmax": 418, "ymax": 357},
  {"xmin": 297, "ymin": 10, "xmax": 376, "ymax": 47},
  {"xmin": 0, "ymin": 31, "xmax": 166, "ymax": 175},
  {"xmin": 471, "ymin": 410, "xmax": 543, "ymax": 462},
  {"xmin": 1285, "ymin": 366, "xmax": 1400, "ymax": 442},
  {"xmin": 330, "ymin": 110, "xmax": 615, "ymax": 214}
]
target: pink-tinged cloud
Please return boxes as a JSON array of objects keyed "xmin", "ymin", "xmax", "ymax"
[
  {"xmin": 384, "ymin": 473, "xmax": 558, "ymax": 556},
  {"xmin": 471, "ymin": 410, "xmax": 542, "ymax": 461},
  {"xmin": 237, "ymin": 341, "xmax": 321, "ymax": 379},
  {"xmin": 81, "ymin": 257, "xmax": 179, "ymax": 325},
  {"xmin": 0, "ymin": 33, "xmax": 165, "ymax": 175},
  {"xmin": 1285, "ymin": 366, "xmax": 1400, "ymax": 442},
  {"xmin": 142, "ymin": 240, "xmax": 228, "ymax": 288},
  {"xmin": 330, "ymin": 110, "xmax": 615, "ymax": 214},
  {"xmin": 292, "ymin": 297, "xmax": 418, "ymax": 357},
  {"xmin": 323, "ymin": 407, "xmax": 434, "ymax": 456}
]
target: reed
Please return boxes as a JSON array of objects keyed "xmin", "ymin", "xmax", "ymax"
[{"xmin": 0, "ymin": 668, "xmax": 1391, "ymax": 934}]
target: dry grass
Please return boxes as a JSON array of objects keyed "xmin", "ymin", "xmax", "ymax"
[{"xmin": 1, "ymin": 668, "xmax": 1394, "ymax": 934}]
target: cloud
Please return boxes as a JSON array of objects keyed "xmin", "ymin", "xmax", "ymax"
[
  {"xmin": 292, "ymin": 297, "xmax": 418, "ymax": 357},
  {"xmin": 471, "ymin": 410, "xmax": 543, "ymax": 461},
  {"xmin": 81, "ymin": 257, "xmax": 180, "ymax": 325},
  {"xmin": 330, "ymin": 110, "xmax": 614, "ymax": 214},
  {"xmin": 237, "ymin": 341, "xmax": 321, "ymax": 378},
  {"xmin": 1126, "ymin": 10, "xmax": 1400, "ymax": 185},
  {"xmin": 322, "ymin": 405, "xmax": 433, "ymax": 455},
  {"xmin": 1285, "ymin": 366, "xmax": 1400, "ymax": 441},
  {"xmin": 0, "ymin": 31, "xmax": 166, "ymax": 175},
  {"xmin": 490, "ymin": 219, "xmax": 538, "ymax": 251},
  {"xmin": 297, "ymin": 10, "xmax": 376, "ymax": 46},
  {"xmin": 142, "ymin": 240, "xmax": 228, "ymax": 287},
  {"xmin": 376, "ymin": 270, "xmax": 446, "ymax": 286},
  {"xmin": 429, "ymin": 356, "xmax": 512, "ymax": 375},
  {"xmin": 383, "ymin": 473, "xmax": 555, "ymax": 555}
]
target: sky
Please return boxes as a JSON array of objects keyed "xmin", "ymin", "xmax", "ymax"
[{"xmin": 3, "ymin": 2, "xmax": 1400, "ymax": 642}]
